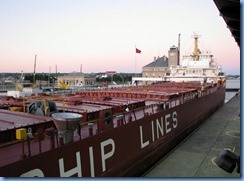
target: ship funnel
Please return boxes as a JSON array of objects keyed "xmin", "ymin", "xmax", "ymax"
[{"xmin": 52, "ymin": 113, "xmax": 82, "ymax": 144}]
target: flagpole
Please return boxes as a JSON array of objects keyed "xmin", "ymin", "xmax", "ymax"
[{"xmin": 135, "ymin": 45, "xmax": 137, "ymax": 77}]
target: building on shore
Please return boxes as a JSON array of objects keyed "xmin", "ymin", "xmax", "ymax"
[
  {"xmin": 139, "ymin": 45, "xmax": 179, "ymax": 85},
  {"xmin": 142, "ymin": 55, "xmax": 169, "ymax": 79},
  {"xmin": 57, "ymin": 73, "xmax": 96, "ymax": 86}
]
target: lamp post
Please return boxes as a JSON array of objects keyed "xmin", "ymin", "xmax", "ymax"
[{"xmin": 1, "ymin": 74, "xmax": 4, "ymax": 91}]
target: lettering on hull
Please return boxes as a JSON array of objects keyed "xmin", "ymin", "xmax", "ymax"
[
  {"xmin": 140, "ymin": 111, "xmax": 178, "ymax": 149},
  {"xmin": 20, "ymin": 139, "xmax": 115, "ymax": 177},
  {"xmin": 19, "ymin": 111, "xmax": 178, "ymax": 177}
]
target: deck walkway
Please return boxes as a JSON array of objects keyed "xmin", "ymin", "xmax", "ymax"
[{"xmin": 143, "ymin": 92, "xmax": 240, "ymax": 178}]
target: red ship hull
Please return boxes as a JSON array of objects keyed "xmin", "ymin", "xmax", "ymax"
[{"xmin": 0, "ymin": 84, "xmax": 225, "ymax": 177}]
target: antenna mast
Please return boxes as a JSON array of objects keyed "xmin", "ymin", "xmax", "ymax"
[
  {"xmin": 178, "ymin": 33, "xmax": 181, "ymax": 65},
  {"xmin": 33, "ymin": 55, "xmax": 37, "ymax": 84}
]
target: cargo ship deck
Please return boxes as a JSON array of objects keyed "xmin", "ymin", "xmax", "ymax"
[
  {"xmin": 143, "ymin": 92, "xmax": 240, "ymax": 177},
  {"xmin": 0, "ymin": 83, "xmax": 194, "ymax": 162},
  {"xmin": 0, "ymin": 82, "xmax": 228, "ymax": 177}
]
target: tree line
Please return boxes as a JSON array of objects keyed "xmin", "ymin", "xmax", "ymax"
[{"xmin": 1, "ymin": 72, "xmax": 141, "ymax": 84}]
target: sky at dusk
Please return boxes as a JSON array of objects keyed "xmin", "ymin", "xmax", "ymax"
[{"xmin": 0, "ymin": 0, "xmax": 240, "ymax": 75}]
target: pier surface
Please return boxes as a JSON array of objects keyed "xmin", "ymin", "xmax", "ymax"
[{"xmin": 143, "ymin": 93, "xmax": 240, "ymax": 177}]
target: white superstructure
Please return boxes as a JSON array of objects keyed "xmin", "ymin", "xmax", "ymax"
[{"xmin": 165, "ymin": 34, "xmax": 225, "ymax": 84}]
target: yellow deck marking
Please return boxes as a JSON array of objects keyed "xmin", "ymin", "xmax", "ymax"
[{"xmin": 226, "ymin": 131, "xmax": 240, "ymax": 138}]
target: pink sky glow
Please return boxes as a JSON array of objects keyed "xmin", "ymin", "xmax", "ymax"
[{"xmin": 0, "ymin": 0, "xmax": 240, "ymax": 75}]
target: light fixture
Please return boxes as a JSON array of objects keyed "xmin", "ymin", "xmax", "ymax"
[{"xmin": 216, "ymin": 149, "xmax": 240, "ymax": 174}]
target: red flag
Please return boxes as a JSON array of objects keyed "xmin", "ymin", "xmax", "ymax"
[{"xmin": 136, "ymin": 48, "xmax": 141, "ymax": 54}]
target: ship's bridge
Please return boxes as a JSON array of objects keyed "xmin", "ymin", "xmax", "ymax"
[
  {"xmin": 181, "ymin": 53, "xmax": 216, "ymax": 69},
  {"xmin": 181, "ymin": 59, "xmax": 210, "ymax": 68}
]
